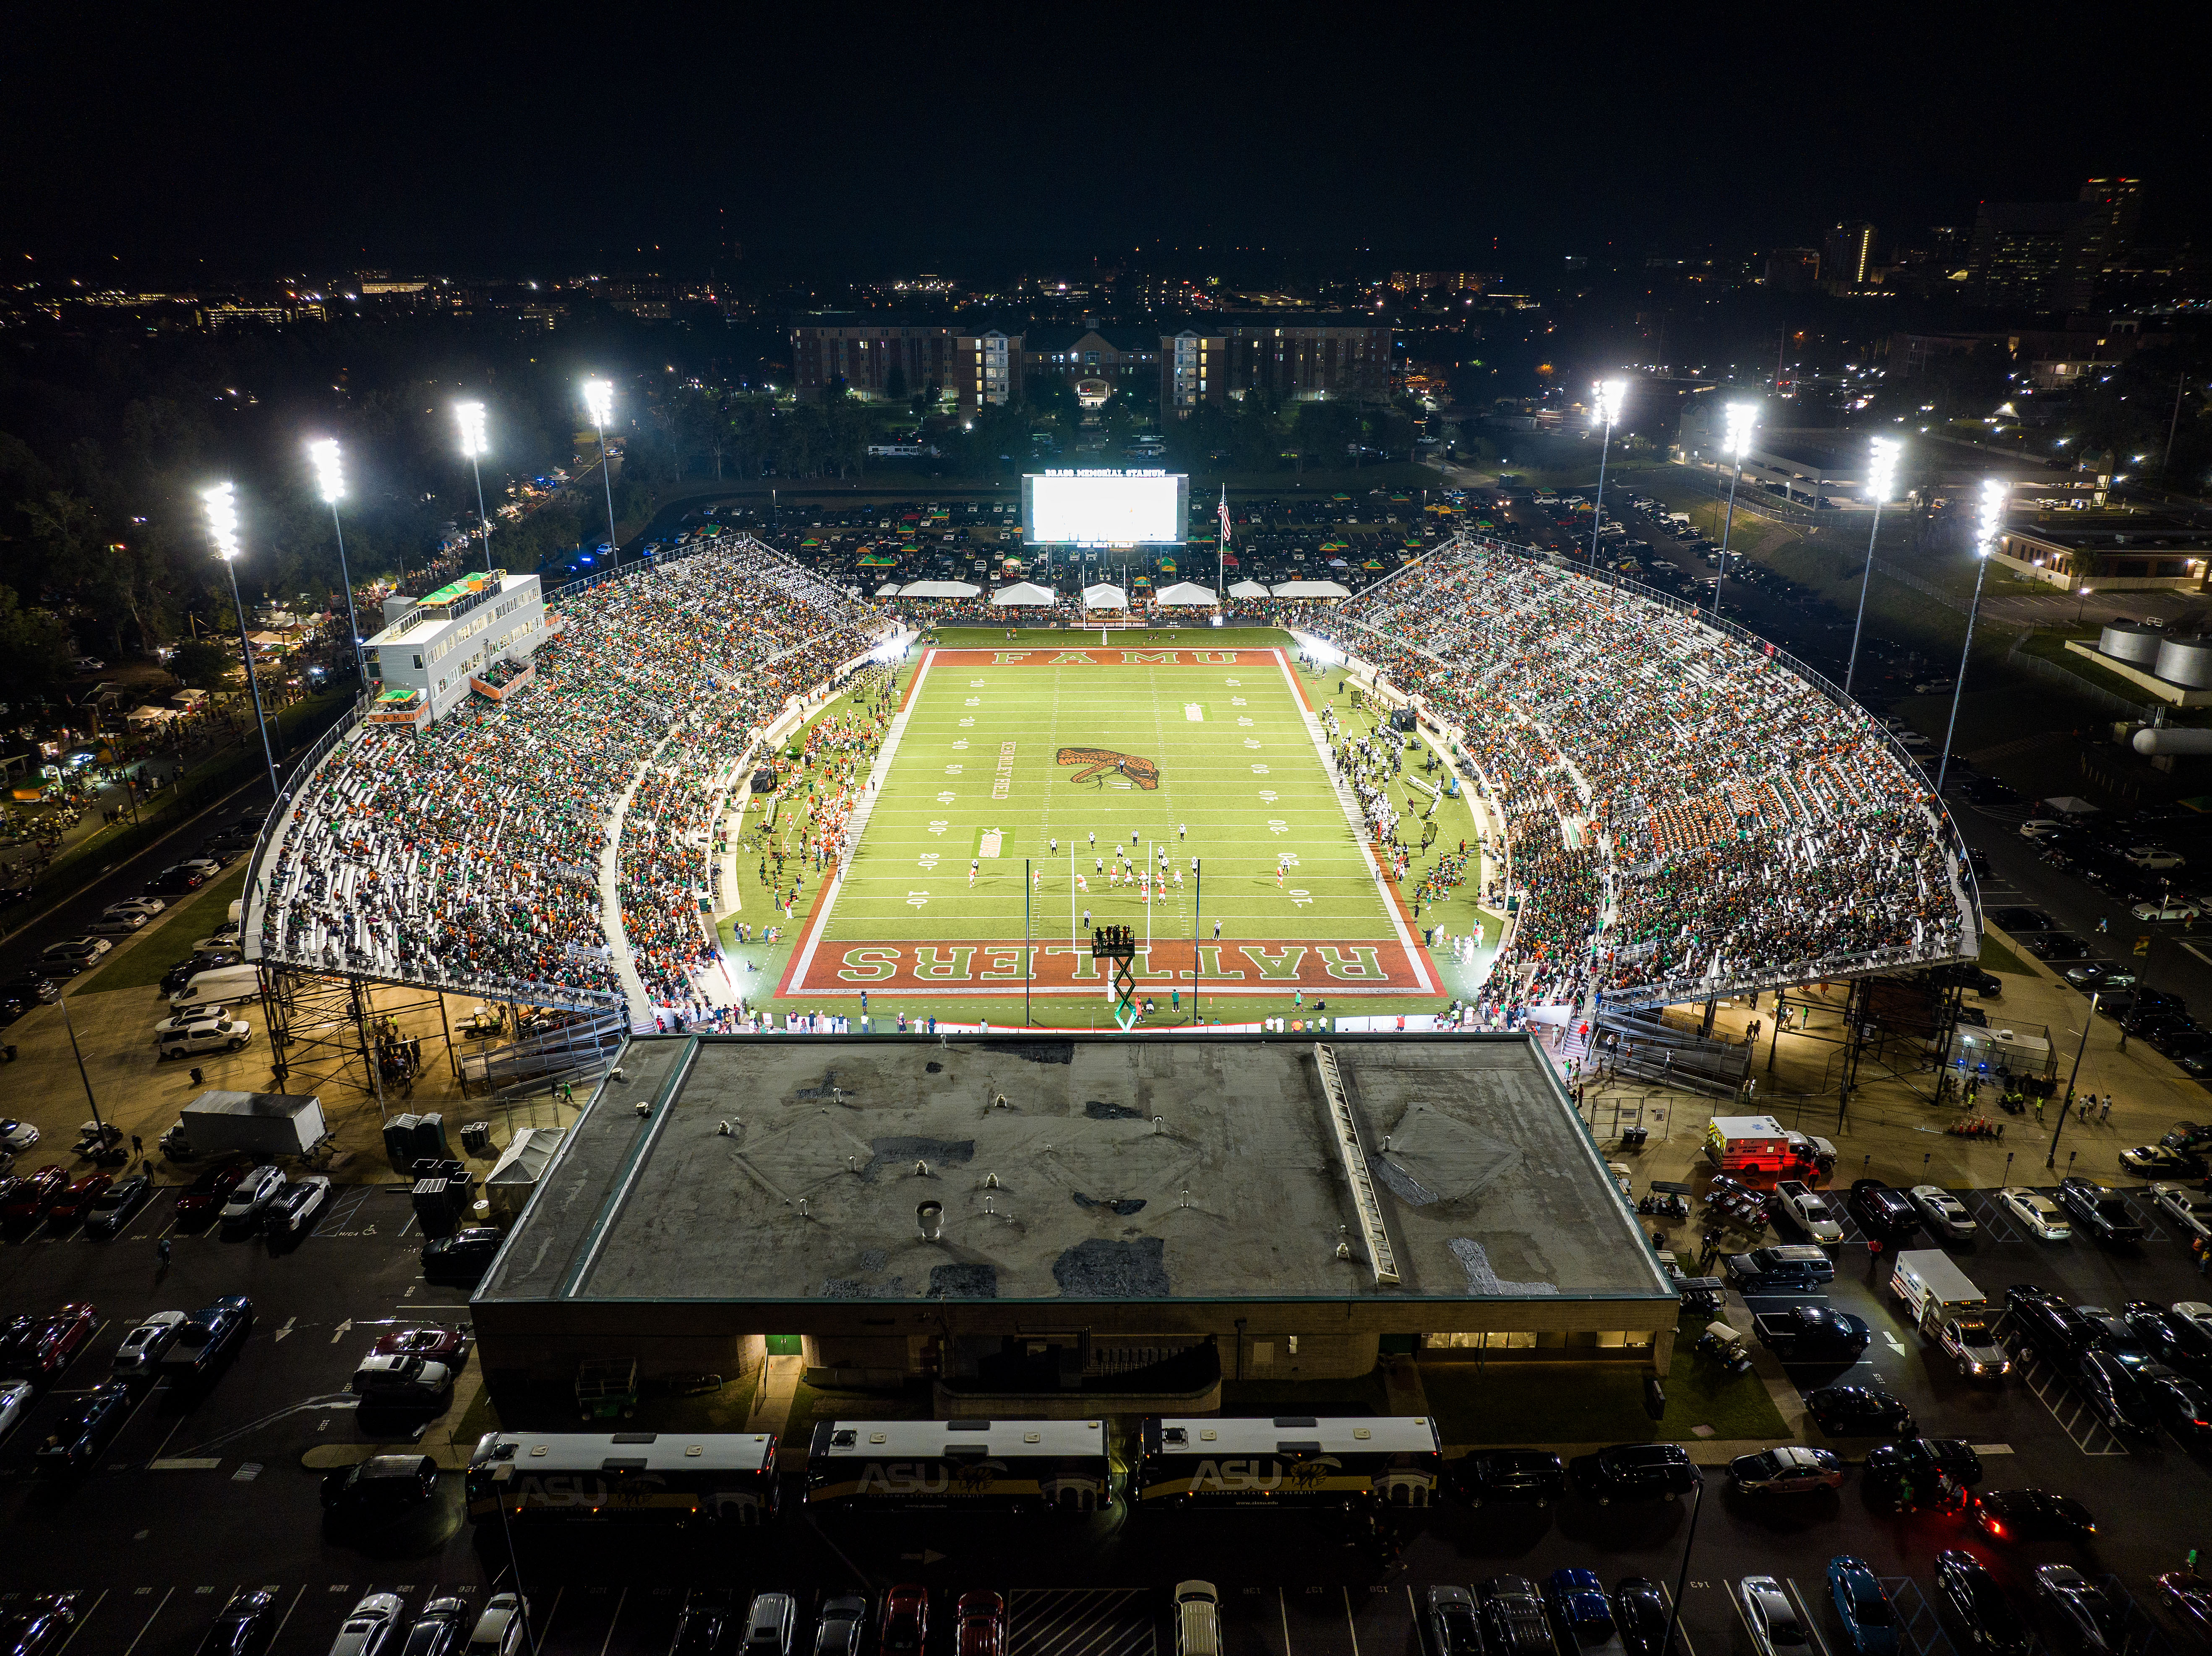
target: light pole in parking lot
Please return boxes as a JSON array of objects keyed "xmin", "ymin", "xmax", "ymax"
[
  {"xmin": 201, "ymin": 482, "xmax": 282, "ymax": 797},
  {"xmin": 583, "ymin": 378, "xmax": 620, "ymax": 565},
  {"xmin": 1936, "ymin": 478, "xmax": 2009, "ymax": 801},
  {"xmin": 1844, "ymin": 436, "xmax": 1900, "ymax": 697},
  {"xmin": 455, "ymin": 401, "xmax": 495, "ymax": 574},
  {"xmin": 1659, "ymin": 1471, "xmax": 1704, "ymax": 1656},
  {"xmin": 2048, "ymin": 991, "xmax": 2099, "ymax": 1168},
  {"xmin": 306, "ymin": 439, "xmax": 365, "ymax": 684},
  {"xmin": 55, "ymin": 986, "xmax": 110, "ymax": 1149},
  {"xmin": 1710, "ymin": 401, "xmax": 1758, "ymax": 617},
  {"xmin": 1587, "ymin": 378, "xmax": 1627, "ymax": 567}
]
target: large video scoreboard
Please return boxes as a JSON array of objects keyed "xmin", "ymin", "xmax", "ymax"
[{"xmin": 1022, "ymin": 470, "xmax": 1187, "ymax": 545}]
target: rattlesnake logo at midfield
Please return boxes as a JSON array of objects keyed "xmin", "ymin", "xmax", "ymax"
[{"xmin": 1056, "ymin": 747, "xmax": 1161, "ymax": 789}]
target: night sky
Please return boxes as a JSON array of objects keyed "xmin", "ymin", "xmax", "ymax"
[{"xmin": 8, "ymin": 5, "xmax": 2203, "ymax": 279}]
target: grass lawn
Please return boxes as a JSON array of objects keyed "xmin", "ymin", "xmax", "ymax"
[
  {"xmin": 77, "ymin": 860, "xmax": 250, "ymax": 993},
  {"xmin": 1220, "ymin": 1371, "xmax": 1392, "ymax": 1417},
  {"xmin": 1419, "ymin": 1344, "xmax": 1787, "ymax": 1447},
  {"xmin": 1978, "ymin": 931, "xmax": 2036, "ymax": 976}
]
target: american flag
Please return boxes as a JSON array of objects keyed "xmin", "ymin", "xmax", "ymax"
[{"xmin": 1216, "ymin": 487, "xmax": 1232, "ymax": 546}]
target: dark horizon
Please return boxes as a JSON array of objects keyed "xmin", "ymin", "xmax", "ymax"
[{"xmin": 6, "ymin": 7, "xmax": 2200, "ymax": 281}]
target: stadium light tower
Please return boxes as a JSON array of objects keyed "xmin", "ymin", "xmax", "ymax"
[
  {"xmin": 1936, "ymin": 478, "xmax": 2009, "ymax": 800},
  {"xmin": 1587, "ymin": 378, "xmax": 1627, "ymax": 567},
  {"xmin": 583, "ymin": 378, "xmax": 619, "ymax": 565},
  {"xmin": 201, "ymin": 481, "xmax": 282, "ymax": 797},
  {"xmin": 307, "ymin": 439, "xmax": 366, "ymax": 684},
  {"xmin": 1844, "ymin": 435, "xmax": 1901, "ymax": 698},
  {"xmin": 455, "ymin": 400, "xmax": 494, "ymax": 573},
  {"xmin": 1709, "ymin": 400, "xmax": 1759, "ymax": 617}
]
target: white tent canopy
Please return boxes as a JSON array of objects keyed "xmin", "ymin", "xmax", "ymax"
[
  {"xmin": 897, "ymin": 579, "xmax": 981, "ymax": 598},
  {"xmin": 1271, "ymin": 579, "xmax": 1352, "ymax": 598},
  {"xmin": 1081, "ymin": 582, "xmax": 1129, "ymax": 610},
  {"xmin": 990, "ymin": 581, "xmax": 1056, "ymax": 607},
  {"xmin": 1155, "ymin": 581, "xmax": 1220, "ymax": 607},
  {"xmin": 1227, "ymin": 579, "xmax": 1272, "ymax": 599},
  {"xmin": 874, "ymin": 581, "xmax": 902, "ymax": 598}
]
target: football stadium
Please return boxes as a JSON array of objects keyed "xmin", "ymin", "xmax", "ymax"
[{"xmin": 242, "ymin": 469, "xmax": 1978, "ymax": 1065}]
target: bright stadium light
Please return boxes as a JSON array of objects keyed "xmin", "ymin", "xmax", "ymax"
[
  {"xmin": 1710, "ymin": 401, "xmax": 1759, "ymax": 616},
  {"xmin": 455, "ymin": 401, "xmax": 494, "ymax": 573},
  {"xmin": 200, "ymin": 482, "xmax": 280, "ymax": 794},
  {"xmin": 1936, "ymin": 477, "xmax": 2011, "ymax": 799},
  {"xmin": 307, "ymin": 438, "xmax": 344, "ymax": 504},
  {"xmin": 306, "ymin": 438, "xmax": 365, "ymax": 683},
  {"xmin": 582, "ymin": 378, "xmax": 619, "ymax": 563},
  {"xmin": 454, "ymin": 400, "xmax": 488, "ymax": 458},
  {"xmin": 1844, "ymin": 435, "xmax": 1902, "ymax": 698},
  {"xmin": 1586, "ymin": 378, "xmax": 1629, "ymax": 567}
]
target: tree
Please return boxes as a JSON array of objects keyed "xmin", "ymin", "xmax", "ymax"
[
  {"xmin": 170, "ymin": 638, "xmax": 235, "ymax": 689},
  {"xmin": 0, "ymin": 584, "xmax": 74, "ymax": 698},
  {"xmin": 884, "ymin": 365, "xmax": 909, "ymax": 401}
]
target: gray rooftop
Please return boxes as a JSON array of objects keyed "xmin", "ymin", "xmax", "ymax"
[{"xmin": 478, "ymin": 1035, "xmax": 1674, "ymax": 1307}]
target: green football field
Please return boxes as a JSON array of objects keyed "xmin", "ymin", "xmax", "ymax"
[{"xmin": 779, "ymin": 643, "xmax": 1436, "ymax": 999}]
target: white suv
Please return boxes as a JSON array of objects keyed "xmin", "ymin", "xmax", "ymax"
[
  {"xmin": 350, "ymin": 1353, "xmax": 454, "ymax": 1401},
  {"xmin": 156, "ymin": 1016, "xmax": 251, "ymax": 1060}
]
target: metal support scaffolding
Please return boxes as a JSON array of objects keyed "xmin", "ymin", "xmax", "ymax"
[{"xmin": 258, "ymin": 965, "xmax": 449, "ymax": 1116}]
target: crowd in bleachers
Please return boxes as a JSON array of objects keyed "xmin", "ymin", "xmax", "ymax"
[
  {"xmin": 1311, "ymin": 539, "xmax": 1968, "ymax": 1011},
  {"xmin": 259, "ymin": 538, "xmax": 872, "ymax": 1009}
]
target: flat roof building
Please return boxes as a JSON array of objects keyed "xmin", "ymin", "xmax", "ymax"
[
  {"xmin": 363, "ymin": 570, "xmax": 547, "ymax": 726},
  {"xmin": 470, "ymin": 1034, "xmax": 1679, "ymax": 1419}
]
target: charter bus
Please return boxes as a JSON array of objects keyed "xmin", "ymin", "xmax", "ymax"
[
  {"xmin": 1133, "ymin": 1416, "xmax": 1443, "ymax": 1509},
  {"xmin": 805, "ymin": 1418, "xmax": 1111, "ymax": 1512},
  {"xmin": 465, "ymin": 1430, "xmax": 779, "ymax": 1525}
]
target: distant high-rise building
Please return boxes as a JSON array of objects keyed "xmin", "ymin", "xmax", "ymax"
[
  {"xmin": 2079, "ymin": 177, "xmax": 2144, "ymax": 256},
  {"xmin": 1822, "ymin": 221, "xmax": 1878, "ymax": 290},
  {"xmin": 1764, "ymin": 248, "xmax": 1820, "ymax": 291},
  {"xmin": 1966, "ymin": 200, "xmax": 2102, "ymax": 311}
]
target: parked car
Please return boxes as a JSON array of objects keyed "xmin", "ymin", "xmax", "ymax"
[
  {"xmin": 0, "ymin": 1118, "xmax": 40, "ymax": 1152},
  {"xmin": 1727, "ymin": 1446, "xmax": 1843, "ymax": 1494},
  {"xmin": 1909, "ymin": 1186, "xmax": 1978, "ymax": 1242},
  {"xmin": 113, "ymin": 1312, "xmax": 187, "ymax": 1376},
  {"xmin": 174, "ymin": 1161, "xmax": 251, "ymax": 1226},
  {"xmin": 2123, "ymin": 1301, "xmax": 2212, "ymax": 1381},
  {"xmin": 2035, "ymin": 1567, "xmax": 2121, "ymax": 1656},
  {"xmin": 2143, "ymin": 1370, "xmax": 2212, "ymax": 1448},
  {"xmin": 1847, "ymin": 1180, "xmax": 1921, "ymax": 1243},
  {"xmin": 106, "ymin": 896, "xmax": 166, "ymax": 920},
  {"xmin": 47, "ymin": 1173, "xmax": 111, "ymax": 1225},
  {"xmin": 350, "ymin": 1353, "xmax": 453, "ymax": 1404},
  {"xmin": 1998, "ymin": 1187, "xmax": 2072, "ymax": 1240},
  {"xmin": 1449, "ymin": 1449, "xmax": 1566, "ymax": 1508},
  {"xmin": 2152, "ymin": 1183, "xmax": 2212, "ymax": 1241},
  {"xmin": 34, "ymin": 1381, "xmax": 133, "ymax": 1473},
  {"xmin": 2075, "ymin": 1348, "xmax": 2160, "ymax": 1434},
  {"xmin": 0, "ymin": 1303, "xmax": 96, "ymax": 1380},
  {"xmin": 328, "ymin": 1595, "xmax": 407, "ymax": 1656},
  {"xmin": 157, "ymin": 1016, "xmax": 253, "ymax": 1061},
  {"xmin": 2055, "ymin": 1177, "xmax": 2146, "ymax": 1244},
  {"xmin": 87, "ymin": 911, "xmax": 146, "ymax": 937},
  {"xmin": 1724, "ymin": 1245, "xmax": 1837, "ymax": 1291},
  {"xmin": 1611, "ymin": 1580, "xmax": 1680, "ymax": 1656},
  {"xmin": 421, "ymin": 1226, "xmax": 502, "ymax": 1285},
  {"xmin": 812, "ymin": 1601, "xmax": 868, "ymax": 1656},
  {"xmin": 219, "ymin": 1165, "xmax": 285, "ymax": 1226},
  {"xmin": 952, "ymin": 1594, "xmax": 1004, "ymax": 1656},
  {"xmin": 1864, "ymin": 1438, "xmax": 1983, "ymax": 1495},
  {"xmin": 1568, "ymin": 1442, "xmax": 1698, "ymax": 1504},
  {"xmin": 1753, "ymin": 1304, "xmax": 1871, "ymax": 1363},
  {"xmin": 1772, "ymin": 1180, "xmax": 1844, "ymax": 1242},
  {"xmin": 2155, "ymin": 1574, "xmax": 2212, "ymax": 1642},
  {"xmin": 263, "ymin": 1175, "xmax": 331, "ymax": 1238},
  {"xmin": 2133, "ymin": 899, "xmax": 2202, "ymax": 922},
  {"xmin": 1738, "ymin": 1578, "xmax": 1808, "ymax": 1656},
  {"xmin": 1425, "ymin": 1588, "xmax": 1482, "ymax": 1656},
  {"xmin": 39, "ymin": 936, "xmax": 111, "ymax": 968},
  {"xmin": 1479, "ymin": 1578, "xmax": 1555, "ymax": 1656},
  {"xmin": 1975, "ymin": 1487, "xmax": 2097, "ymax": 1541},
  {"xmin": 0, "ymin": 1379, "xmax": 31, "ymax": 1442},
  {"xmin": 2, "ymin": 1166, "xmax": 70, "ymax": 1226},
  {"xmin": 0, "ymin": 1595, "xmax": 80, "ymax": 1656},
  {"xmin": 1934, "ymin": 1551, "xmax": 2031, "ymax": 1656},
  {"xmin": 321, "ymin": 1454, "xmax": 440, "ymax": 1525},
  {"xmin": 670, "ymin": 1593, "xmax": 737, "ymax": 1656},
  {"xmin": 194, "ymin": 1590, "xmax": 279, "ymax": 1656},
  {"xmin": 83, "ymin": 1172, "xmax": 153, "ymax": 1238},
  {"xmin": 1805, "ymin": 1386, "xmax": 1916, "ymax": 1438},
  {"xmin": 879, "ymin": 1587, "xmax": 927, "ymax": 1656},
  {"xmin": 1826, "ymin": 1560, "xmax": 1897, "ymax": 1656},
  {"xmin": 161, "ymin": 1296, "xmax": 253, "ymax": 1377}
]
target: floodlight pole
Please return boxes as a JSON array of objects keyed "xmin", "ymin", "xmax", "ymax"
[
  {"xmin": 468, "ymin": 452, "xmax": 494, "ymax": 575},
  {"xmin": 2048, "ymin": 992, "xmax": 2098, "ymax": 1167},
  {"xmin": 328, "ymin": 498, "xmax": 365, "ymax": 683},
  {"xmin": 226, "ymin": 554, "xmax": 282, "ymax": 796},
  {"xmin": 1934, "ymin": 553, "xmax": 1989, "ymax": 803},
  {"xmin": 1844, "ymin": 493, "xmax": 1886, "ymax": 698},
  {"xmin": 594, "ymin": 414, "xmax": 619, "ymax": 565},
  {"xmin": 1588, "ymin": 415, "xmax": 1617, "ymax": 568},
  {"xmin": 1711, "ymin": 455, "xmax": 1746, "ymax": 617}
]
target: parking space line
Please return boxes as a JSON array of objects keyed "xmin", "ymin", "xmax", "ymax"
[
  {"xmin": 595, "ymin": 1588, "xmax": 629, "ymax": 1656},
  {"xmin": 1782, "ymin": 1580, "xmax": 1830, "ymax": 1656},
  {"xmin": 268, "ymin": 1588, "xmax": 308, "ymax": 1650},
  {"xmin": 121, "ymin": 1588, "xmax": 175, "ymax": 1656},
  {"xmin": 1997, "ymin": 1331, "xmax": 2131, "ymax": 1456},
  {"xmin": 53, "ymin": 1590, "xmax": 107, "ymax": 1655},
  {"xmin": 1340, "ymin": 1592, "xmax": 1358, "ymax": 1656},
  {"xmin": 535, "ymin": 1589, "xmax": 565, "ymax": 1649}
]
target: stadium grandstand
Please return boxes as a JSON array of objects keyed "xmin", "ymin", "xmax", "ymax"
[{"xmin": 243, "ymin": 520, "xmax": 1975, "ymax": 1045}]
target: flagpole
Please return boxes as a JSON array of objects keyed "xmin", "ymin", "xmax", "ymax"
[
  {"xmin": 1025, "ymin": 857, "xmax": 1032, "ymax": 1029},
  {"xmin": 1193, "ymin": 857, "xmax": 1201, "ymax": 1027}
]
